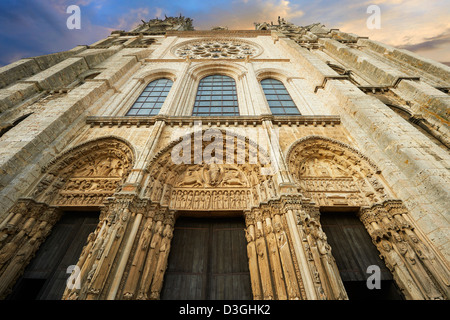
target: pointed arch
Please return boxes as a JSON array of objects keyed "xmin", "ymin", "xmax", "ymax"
[
  {"xmin": 188, "ymin": 60, "xmax": 248, "ymax": 82},
  {"xmin": 286, "ymin": 135, "xmax": 380, "ymax": 178},
  {"xmin": 286, "ymin": 135, "xmax": 450, "ymax": 300},
  {"xmin": 286, "ymin": 135, "xmax": 386, "ymax": 207},
  {"xmin": 142, "ymin": 128, "xmax": 275, "ymax": 210}
]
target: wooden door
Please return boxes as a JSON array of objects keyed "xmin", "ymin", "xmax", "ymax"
[
  {"xmin": 160, "ymin": 217, "xmax": 252, "ymax": 300},
  {"xmin": 8, "ymin": 211, "xmax": 99, "ymax": 300},
  {"xmin": 320, "ymin": 211, "xmax": 404, "ymax": 299}
]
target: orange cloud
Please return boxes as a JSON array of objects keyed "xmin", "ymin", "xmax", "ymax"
[
  {"xmin": 330, "ymin": 0, "xmax": 450, "ymax": 62},
  {"xmin": 194, "ymin": 0, "xmax": 305, "ymax": 30}
]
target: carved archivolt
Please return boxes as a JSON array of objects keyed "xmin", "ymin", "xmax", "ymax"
[
  {"xmin": 31, "ymin": 137, "xmax": 135, "ymax": 207},
  {"xmin": 143, "ymin": 130, "xmax": 276, "ymax": 211},
  {"xmin": 286, "ymin": 136, "xmax": 388, "ymax": 207},
  {"xmin": 0, "ymin": 137, "xmax": 135, "ymax": 299},
  {"xmin": 286, "ymin": 136, "xmax": 450, "ymax": 300}
]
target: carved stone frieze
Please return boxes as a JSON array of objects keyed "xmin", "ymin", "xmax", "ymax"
[
  {"xmin": 143, "ymin": 130, "xmax": 277, "ymax": 210},
  {"xmin": 287, "ymin": 136, "xmax": 388, "ymax": 207},
  {"xmin": 31, "ymin": 137, "xmax": 134, "ymax": 207},
  {"xmin": 170, "ymin": 188, "xmax": 251, "ymax": 211}
]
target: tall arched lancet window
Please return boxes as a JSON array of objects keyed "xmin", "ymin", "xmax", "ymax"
[
  {"xmin": 260, "ymin": 78, "xmax": 300, "ymax": 115},
  {"xmin": 126, "ymin": 78, "xmax": 173, "ymax": 116},
  {"xmin": 192, "ymin": 75, "xmax": 239, "ymax": 116}
]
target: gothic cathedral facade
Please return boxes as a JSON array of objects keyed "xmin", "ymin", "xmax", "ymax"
[{"xmin": 0, "ymin": 16, "xmax": 449, "ymax": 300}]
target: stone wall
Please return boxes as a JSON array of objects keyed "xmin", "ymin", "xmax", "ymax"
[{"xmin": 0, "ymin": 22, "xmax": 448, "ymax": 299}]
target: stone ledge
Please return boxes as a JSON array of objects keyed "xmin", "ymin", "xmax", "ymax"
[
  {"xmin": 86, "ymin": 115, "xmax": 341, "ymax": 128},
  {"xmin": 165, "ymin": 30, "xmax": 271, "ymax": 38}
]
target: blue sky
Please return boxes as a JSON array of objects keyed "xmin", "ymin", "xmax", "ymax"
[{"xmin": 0, "ymin": 0, "xmax": 449, "ymax": 66}]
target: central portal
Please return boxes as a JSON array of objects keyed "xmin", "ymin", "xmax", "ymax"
[{"xmin": 160, "ymin": 216, "xmax": 252, "ymax": 300}]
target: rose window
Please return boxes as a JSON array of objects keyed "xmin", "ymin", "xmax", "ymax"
[{"xmin": 173, "ymin": 40, "xmax": 261, "ymax": 59}]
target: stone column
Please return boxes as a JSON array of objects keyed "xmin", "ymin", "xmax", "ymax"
[
  {"xmin": 244, "ymin": 210, "xmax": 263, "ymax": 300},
  {"xmin": 149, "ymin": 212, "xmax": 175, "ymax": 300},
  {"xmin": 121, "ymin": 204, "xmax": 158, "ymax": 300},
  {"xmin": 359, "ymin": 200, "xmax": 450, "ymax": 300},
  {"xmin": 245, "ymin": 203, "xmax": 307, "ymax": 300},
  {"xmin": 135, "ymin": 207, "xmax": 173, "ymax": 300},
  {"xmin": 283, "ymin": 195, "xmax": 348, "ymax": 300},
  {"xmin": 0, "ymin": 200, "xmax": 61, "ymax": 299},
  {"xmin": 75, "ymin": 195, "xmax": 135, "ymax": 300}
]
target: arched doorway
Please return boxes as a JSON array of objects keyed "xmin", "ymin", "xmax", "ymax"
[
  {"xmin": 286, "ymin": 135, "xmax": 450, "ymax": 300},
  {"xmin": 0, "ymin": 137, "xmax": 134, "ymax": 300},
  {"xmin": 160, "ymin": 215, "xmax": 252, "ymax": 300},
  {"xmin": 319, "ymin": 209, "xmax": 403, "ymax": 300},
  {"xmin": 117, "ymin": 130, "xmax": 305, "ymax": 300},
  {"xmin": 7, "ymin": 210, "xmax": 99, "ymax": 300}
]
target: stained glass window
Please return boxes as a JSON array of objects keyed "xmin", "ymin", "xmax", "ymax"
[
  {"xmin": 126, "ymin": 78, "xmax": 173, "ymax": 116},
  {"xmin": 260, "ymin": 78, "xmax": 300, "ymax": 115},
  {"xmin": 192, "ymin": 75, "xmax": 239, "ymax": 116}
]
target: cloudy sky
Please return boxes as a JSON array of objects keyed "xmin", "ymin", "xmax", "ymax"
[{"xmin": 0, "ymin": 0, "xmax": 449, "ymax": 67}]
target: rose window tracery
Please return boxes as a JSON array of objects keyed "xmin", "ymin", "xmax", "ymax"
[{"xmin": 173, "ymin": 39, "xmax": 262, "ymax": 59}]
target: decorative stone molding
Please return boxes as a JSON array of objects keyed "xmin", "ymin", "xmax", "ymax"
[
  {"xmin": 32, "ymin": 136, "xmax": 135, "ymax": 207},
  {"xmin": 171, "ymin": 38, "xmax": 263, "ymax": 60},
  {"xmin": 86, "ymin": 115, "xmax": 341, "ymax": 128},
  {"xmin": 286, "ymin": 135, "xmax": 385, "ymax": 208}
]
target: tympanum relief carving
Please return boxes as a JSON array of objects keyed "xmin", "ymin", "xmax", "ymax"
[
  {"xmin": 145, "ymin": 161, "xmax": 276, "ymax": 211},
  {"xmin": 143, "ymin": 132, "xmax": 277, "ymax": 211},
  {"xmin": 30, "ymin": 138, "xmax": 134, "ymax": 207},
  {"xmin": 54, "ymin": 155, "xmax": 126, "ymax": 206},
  {"xmin": 170, "ymin": 163, "xmax": 250, "ymax": 210},
  {"xmin": 288, "ymin": 136, "xmax": 388, "ymax": 207}
]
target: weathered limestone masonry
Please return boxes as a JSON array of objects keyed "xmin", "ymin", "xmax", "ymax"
[
  {"xmin": 263, "ymin": 21, "xmax": 449, "ymax": 261},
  {"xmin": 0, "ymin": 41, "xmax": 152, "ymax": 215},
  {"xmin": 0, "ymin": 16, "xmax": 449, "ymax": 300}
]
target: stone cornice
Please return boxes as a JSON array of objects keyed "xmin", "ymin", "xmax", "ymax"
[
  {"xmin": 165, "ymin": 30, "xmax": 271, "ymax": 38},
  {"xmin": 143, "ymin": 58, "xmax": 291, "ymax": 63},
  {"xmin": 86, "ymin": 115, "xmax": 340, "ymax": 128}
]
